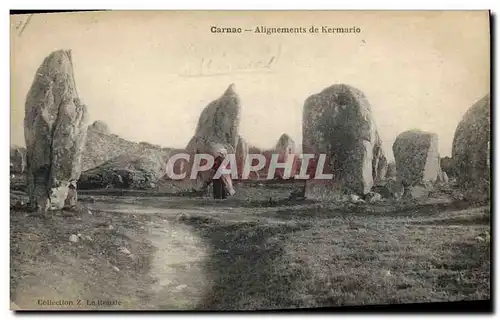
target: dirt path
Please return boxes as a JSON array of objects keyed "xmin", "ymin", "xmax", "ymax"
[
  {"xmin": 143, "ymin": 220, "xmax": 210, "ymax": 309},
  {"xmin": 78, "ymin": 195, "xmax": 298, "ymax": 309}
]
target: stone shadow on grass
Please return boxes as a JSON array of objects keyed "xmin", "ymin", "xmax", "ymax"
[
  {"xmin": 180, "ymin": 215, "xmax": 309, "ymax": 310},
  {"xmin": 257, "ymin": 199, "xmax": 491, "ymax": 221}
]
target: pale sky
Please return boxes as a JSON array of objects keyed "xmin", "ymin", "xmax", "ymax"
[{"xmin": 10, "ymin": 11, "xmax": 490, "ymax": 160}]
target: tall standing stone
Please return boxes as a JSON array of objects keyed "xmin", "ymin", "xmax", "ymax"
[
  {"xmin": 373, "ymin": 132, "xmax": 388, "ymax": 184},
  {"xmin": 275, "ymin": 133, "xmax": 296, "ymax": 155},
  {"xmin": 302, "ymin": 84, "xmax": 384, "ymax": 198},
  {"xmin": 24, "ymin": 50, "xmax": 88, "ymax": 211},
  {"xmin": 440, "ymin": 156, "xmax": 455, "ymax": 178},
  {"xmin": 392, "ymin": 130, "xmax": 440, "ymax": 198},
  {"xmin": 386, "ymin": 161, "xmax": 397, "ymax": 180},
  {"xmin": 185, "ymin": 84, "xmax": 241, "ymax": 189},
  {"xmin": 272, "ymin": 133, "xmax": 298, "ymax": 179},
  {"xmin": 235, "ymin": 135, "xmax": 249, "ymax": 179},
  {"xmin": 188, "ymin": 83, "xmax": 240, "ymax": 151},
  {"xmin": 452, "ymin": 94, "xmax": 491, "ymax": 195},
  {"xmin": 246, "ymin": 144, "xmax": 263, "ymax": 180}
]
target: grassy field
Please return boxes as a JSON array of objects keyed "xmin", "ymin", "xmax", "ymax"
[{"xmin": 10, "ymin": 181, "xmax": 491, "ymax": 310}]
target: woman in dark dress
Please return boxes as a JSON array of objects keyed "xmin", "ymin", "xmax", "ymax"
[
  {"xmin": 211, "ymin": 155, "xmax": 227, "ymax": 199},
  {"xmin": 201, "ymin": 147, "xmax": 236, "ymax": 199}
]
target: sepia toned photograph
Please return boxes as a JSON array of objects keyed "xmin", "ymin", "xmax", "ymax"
[{"xmin": 9, "ymin": 10, "xmax": 491, "ymax": 311}]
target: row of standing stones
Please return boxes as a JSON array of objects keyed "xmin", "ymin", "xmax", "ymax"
[{"xmin": 16, "ymin": 49, "xmax": 491, "ymax": 212}]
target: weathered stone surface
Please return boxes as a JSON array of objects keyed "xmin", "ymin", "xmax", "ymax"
[
  {"xmin": 81, "ymin": 120, "xmax": 172, "ymax": 173},
  {"xmin": 393, "ymin": 130, "xmax": 441, "ymax": 184},
  {"xmin": 50, "ymin": 104, "xmax": 88, "ymax": 208},
  {"xmin": 79, "ymin": 148, "xmax": 170, "ymax": 190},
  {"xmin": 262, "ymin": 133, "xmax": 299, "ymax": 180},
  {"xmin": 436, "ymin": 170, "xmax": 449, "ymax": 184},
  {"xmin": 275, "ymin": 133, "xmax": 296, "ymax": 155},
  {"xmin": 184, "ymin": 84, "xmax": 241, "ymax": 189},
  {"xmin": 79, "ymin": 119, "xmax": 177, "ymax": 190},
  {"xmin": 10, "ymin": 145, "xmax": 26, "ymax": 173},
  {"xmin": 302, "ymin": 84, "xmax": 384, "ymax": 198},
  {"xmin": 244, "ymin": 145, "xmax": 262, "ymax": 180},
  {"xmin": 24, "ymin": 50, "xmax": 89, "ymax": 211},
  {"xmin": 373, "ymin": 132, "xmax": 388, "ymax": 184},
  {"xmin": 235, "ymin": 135, "xmax": 249, "ymax": 179},
  {"xmin": 440, "ymin": 156, "xmax": 454, "ymax": 178},
  {"xmin": 392, "ymin": 130, "xmax": 440, "ymax": 198},
  {"xmin": 442, "ymin": 171, "xmax": 449, "ymax": 183},
  {"xmin": 386, "ymin": 161, "xmax": 397, "ymax": 180},
  {"xmin": 81, "ymin": 121, "xmax": 138, "ymax": 172},
  {"xmin": 452, "ymin": 94, "xmax": 491, "ymax": 194},
  {"xmin": 189, "ymin": 83, "xmax": 240, "ymax": 150}
]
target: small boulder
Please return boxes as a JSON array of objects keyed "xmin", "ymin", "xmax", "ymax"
[
  {"xmin": 88, "ymin": 120, "xmax": 110, "ymax": 135},
  {"xmin": 365, "ymin": 192, "xmax": 382, "ymax": 203},
  {"xmin": 118, "ymin": 247, "xmax": 131, "ymax": 255},
  {"xmin": 380, "ymin": 270, "xmax": 392, "ymax": 277},
  {"xmin": 350, "ymin": 194, "xmax": 360, "ymax": 202},
  {"xmin": 349, "ymin": 194, "xmax": 365, "ymax": 204},
  {"xmin": 176, "ymin": 212, "xmax": 190, "ymax": 222},
  {"xmin": 175, "ymin": 284, "xmax": 188, "ymax": 291},
  {"xmin": 371, "ymin": 183, "xmax": 397, "ymax": 199}
]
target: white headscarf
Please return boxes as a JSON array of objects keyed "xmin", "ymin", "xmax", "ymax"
[{"xmin": 212, "ymin": 143, "xmax": 228, "ymax": 158}]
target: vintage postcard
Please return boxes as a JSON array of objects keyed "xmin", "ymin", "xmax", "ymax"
[{"xmin": 10, "ymin": 10, "xmax": 491, "ymax": 311}]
